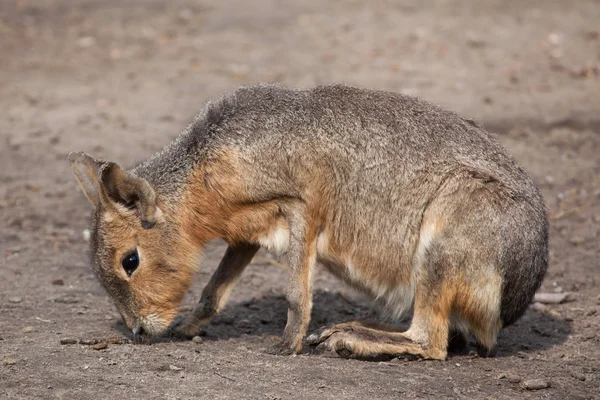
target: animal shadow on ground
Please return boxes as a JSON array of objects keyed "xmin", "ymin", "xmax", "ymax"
[{"xmin": 113, "ymin": 290, "xmax": 571, "ymax": 358}]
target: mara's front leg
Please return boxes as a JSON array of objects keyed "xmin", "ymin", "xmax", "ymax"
[
  {"xmin": 269, "ymin": 203, "xmax": 317, "ymax": 355},
  {"xmin": 175, "ymin": 243, "xmax": 259, "ymax": 338}
]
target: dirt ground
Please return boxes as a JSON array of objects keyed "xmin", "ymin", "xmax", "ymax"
[{"xmin": 1, "ymin": 0, "xmax": 599, "ymax": 399}]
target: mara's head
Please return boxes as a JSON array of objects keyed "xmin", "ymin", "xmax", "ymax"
[{"xmin": 68, "ymin": 152, "xmax": 200, "ymax": 337}]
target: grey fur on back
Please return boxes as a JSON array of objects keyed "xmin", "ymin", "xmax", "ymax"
[{"xmin": 134, "ymin": 84, "xmax": 548, "ymax": 326}]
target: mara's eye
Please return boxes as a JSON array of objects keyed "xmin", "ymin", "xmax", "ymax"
[{"xmin": 121, "ymin": 250, "xmax": 139, "ymax": 277}]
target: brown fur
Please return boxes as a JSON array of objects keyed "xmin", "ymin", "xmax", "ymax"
[{"xmin": 69, "ymin": 84, "xmax": 548, "ymax": 359}]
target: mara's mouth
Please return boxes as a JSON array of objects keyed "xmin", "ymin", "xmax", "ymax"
[{"xmin": 131, "ymin": 314, "xmax": 171, "ymax": 338}]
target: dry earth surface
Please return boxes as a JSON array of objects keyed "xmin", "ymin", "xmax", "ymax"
[{"xmin": 1, "ymin": 0, "xmax": 599, "ymax": 399}]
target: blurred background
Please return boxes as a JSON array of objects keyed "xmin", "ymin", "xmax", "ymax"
[{"xmin": 1, "ymin": 1, "xmax": 599, "ymax": 398}]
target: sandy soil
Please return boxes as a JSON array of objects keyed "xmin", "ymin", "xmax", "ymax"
[{"xmin": 1, "ymin": 1, "xmax": 599, "ymax": 399}]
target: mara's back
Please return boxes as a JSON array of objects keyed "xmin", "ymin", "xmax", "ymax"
[{"xmin": 192, "ymin": 84, "xmax": 539, "ymax": 198}]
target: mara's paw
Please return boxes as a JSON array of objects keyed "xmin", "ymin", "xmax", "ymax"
[
  {"xmin": 306, "ymin": 325, "xmax": 342, "ymax": 347},
  {"xmin": 307, "ymin": 328, "xmax": 359, "ymax": 359},
  {"xmin": 265, "ymin": 338, "xmax": 303, "ymax": 356},
  {"xmin": 306, "ymin": 322, "xmax": 366, "ymax": 348}
]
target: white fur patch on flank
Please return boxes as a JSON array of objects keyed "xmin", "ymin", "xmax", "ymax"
[
  {"xmin": 257, "ymin": 226, "xmax": 290, "ymax": 254},
  {"xmin": 316, "ymin": 231, "xmax": 329, "ymax": 258},
  {"xmin": 414, "ymin": 221, "xmax": 438, "ymax": 266}
]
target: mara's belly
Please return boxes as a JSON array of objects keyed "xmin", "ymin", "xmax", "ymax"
[{"xmin": 315, "ymin": 231, "xmax": 415, "ymax": 320}]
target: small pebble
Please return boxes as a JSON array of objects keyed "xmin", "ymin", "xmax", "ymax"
[
  {"xmin": 4, "ymin": 359, "xmax": 16, "ymax": 366},
  {"xmin": 192, "ymin": 336, "xmax": 203, "ymax": 344},
  {"xmin": 53, "ymin": 296, "xmax": 79, "ymax": 304},
  {"xmin": 22, "ymin": 326, "xmax": 33, "ymax": 333},
  {"xmin": 238, "ymin": 319, "xmax": 251, "ymax": 328},
  {"xmin": 60, "ymin": 338, "xmax": 77, "ymax": 345},
  {"xmin": 82, "ymin": 229, "xmax": 91, "ymax": 241},
  {"xmin": 169, "ymin": 364, "xmax": 183, "ymax": 371},
  {"xmin": 521, "ymin": 379, "xmax": 550, "ymax": 390},
  {"xmin": 77, "ymin": 36, "xmax": 96, "ymax": 48},
  {"xmin": 507, "ymin": 375, "xmax": 521, "ymax": 383},
  {"xmin": 569, "ymin": 236, "xmax": 584, "ymax": 245},
  {"xmin": 9, "ymin": 297, "xmax": 22, "ymax": 303},
  {"xmin": 79, "ymin": 338, "xmax": 101, "ymax": 345},
  {"xmin": 52, "ymin": 279, "xmax": 64, "ymax": 286},
  {"xmin": 92, "ymin": 342, "xmax": 108, "ymax": 350},
  {"xmin": 533, "ymin": 292, "xmax": 568, "ymax": 304},
  {"xmin": 547, "ymin": 32, "xmax": 562, "ymax": 46}
]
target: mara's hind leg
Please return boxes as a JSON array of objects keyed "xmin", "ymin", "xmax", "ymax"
[
  {"xmin": 307, "ymin": 277, "xmax": 454, "ymax": 360},
  {"xmin": 307, "ymin": 235, "xmax": 502, "ymax": 360},
  {"xmin": 469, "ymin": 313, "xmax": 502, "ymax": 357},
  {"xmin": 452, "ymin": 263, "xmax": 504, "ymax": 358},
  {"xmin": 307, "ymin": 169, "xmax": 513, "ymax": 360}
]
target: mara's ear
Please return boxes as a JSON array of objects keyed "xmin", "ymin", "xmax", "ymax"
[
  {"xmin": 100, "ymin": 162, "xmax": 158, "ymax": 229},
  {"xmin": 68, "ymin": 151, "xmax": 104, "ymax": 209}
]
